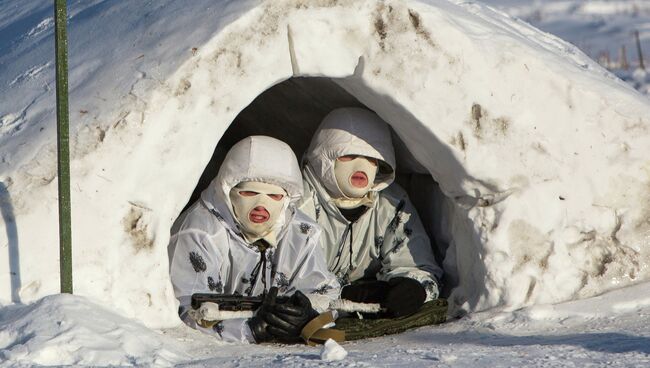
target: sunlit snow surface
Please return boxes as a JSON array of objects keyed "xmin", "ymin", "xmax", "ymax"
[
  {"xmin": 482, "ymin": 0, "xmax": 650, "ymax": 95},
  {"xmin": 168, "ymin": 284, "xmax": 650, "ymax": 367},
  {"xmin": 2, "ymin": 284, "xmax": 650, "ymax": 367},
  {"xmin": 0, "ymin": 294, "xmax": 186, "ymax": 367}
]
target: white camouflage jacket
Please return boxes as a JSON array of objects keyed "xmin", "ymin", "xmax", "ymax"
[
  {"xmin": 299, "ymin": 108, "xmax": 443, "ymax": 301},
  {"xmin": 168, "ymin": 136, "xmax": 340, "ymax": 343}
]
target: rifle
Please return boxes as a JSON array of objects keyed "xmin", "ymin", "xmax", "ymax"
[
  {"xmin": 189, "ymin": 293, "xmax": 265, "ymax": 323},
  {"xmin": 190, "ymin": 292, "xmax": 345, "ymax": 345},
  {"xmin": 191, "ymin": 292, "xmax": 384, "ymax": 317},
  {"xmin": 191, "ymin": 293, "xmax": 263, "ymax": 311}
]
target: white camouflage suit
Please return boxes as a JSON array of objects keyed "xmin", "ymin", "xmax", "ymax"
[
  {"xmin": 169, "ymin": 136, "xmax": 340, "ymax": 343},
  {"xmin": 299, "ymin": 108, "xmax": 443, "ymax": 301}
]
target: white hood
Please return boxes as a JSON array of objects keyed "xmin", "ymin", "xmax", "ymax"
[
  {"xmin": 304, "ymin": 108, "xmax": 396, "ymax": 199},
  {"xmin": 201, "ymin": 136, "xmax": 303, "ymax": 230}
]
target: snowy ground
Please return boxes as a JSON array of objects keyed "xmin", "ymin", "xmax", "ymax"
[
  {"xmin": 482, "ymin": 0, "xmax": 650, "ymax": 95},
  {"xmin": 139, "ymin": 281, "xmax": 650, "ymax": 367},
  {"xmin": 2, "ymin": 282, "xmax": 650, "ymax": 367}
]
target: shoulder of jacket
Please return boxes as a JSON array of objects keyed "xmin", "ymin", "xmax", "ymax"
[
  {"xmin": 300, "ymin": 174, "xmax": 318, "ymax": 196},
  {"xmin": 296, "ymin": 173, "xmax": 314, "ymax": 201},
  {"xmin": 377, "ymin": 183, "xmax": 409, "ymax": 208},
  {"xmin": 172, "ymin": 200, "xmax": 227, "ymax": 239}
]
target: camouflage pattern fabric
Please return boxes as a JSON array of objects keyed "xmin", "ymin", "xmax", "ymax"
[{"xmin": 336, "ymin": 299, "xmax": 448, "ymax": 340}]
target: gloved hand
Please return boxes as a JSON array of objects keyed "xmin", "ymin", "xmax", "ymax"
[
  {"xmin": 264, "ymin": 290, "xmax": 319, "ymax": 343},
  {"xmin": 381, "ymin": 277, "xmax": 426, "ymax": 318},
  {"xmin": 248, "ymin": 287, "xmax": 281, "ymax": 343},
  {"xmin": 341, "ymin": 279, "xmax": 389, "ymax": 303}
]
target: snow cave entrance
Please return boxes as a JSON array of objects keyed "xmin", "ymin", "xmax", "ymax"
[{"xmin": 185, "ymin": 77, "xmax": 453, "ymax": 295}]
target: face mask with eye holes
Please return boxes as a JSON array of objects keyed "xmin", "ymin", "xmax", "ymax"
[
  {"xmin": 334, "ymin": 155, "xmax": 378, "ymax": 199},
  {"xmin": 228, "ymin": 181, "xmax": 287, "ymax": 243}
]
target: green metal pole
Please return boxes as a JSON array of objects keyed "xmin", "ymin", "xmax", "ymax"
[
  {"xmin": 55, "ymin": 0, "xmax": 73, "ymax": 294},
  {"xmin": 635, "ymin": 30, "xmax": 645, "ymax": 70}
]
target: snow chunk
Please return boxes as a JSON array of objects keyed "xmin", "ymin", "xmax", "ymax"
[
  {"xmin": 320, "ymin": 338, "xmax": 347, "ymax": 361},
  {"xmin": 0, "ymin": 294, "xmax": 187, "ymax": 367}
]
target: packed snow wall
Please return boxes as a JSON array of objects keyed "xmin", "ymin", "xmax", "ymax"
[{"xmin": 1, "ymin": 0, "xmax": 650, "ymax": 327}]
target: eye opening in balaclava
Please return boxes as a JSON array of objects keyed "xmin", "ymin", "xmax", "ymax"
[{"xmin": 228, "ymin": 181, "xmax": 288, "ymax": 246}]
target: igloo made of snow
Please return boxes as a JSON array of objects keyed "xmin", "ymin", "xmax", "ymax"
[{"xmin": 1, "ymin": 0, "xmax": 649, "ymax": 327}]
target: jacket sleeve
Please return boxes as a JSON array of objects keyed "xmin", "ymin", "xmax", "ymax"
[
  {"xmin": 169, "ymin": 228, "xmax": 255, "ymax": 343},
  {"xmin": 376, "ymin": 195, "xmax": 443, "ymax": 301},
  {"xmin": 297, "ymin": 181, "xmax": 319, "ymax": 220},
  {"xmin": 287, "ymin": 227, "xmax": 341, "ymax": 312}
]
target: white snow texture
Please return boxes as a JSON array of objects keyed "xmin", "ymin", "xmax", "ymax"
[
  {"xmin": 320, "ymin": 338, "xmax": 348, "ymax": 361},
  {"xmin": 0, "ymin": 294, "xmax": 185, "ymax": 367},
  {"xmin": 1, "ymin": 0, "xmax": 650, "ymax": 335}
]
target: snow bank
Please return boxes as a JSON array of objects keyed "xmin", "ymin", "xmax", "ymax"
[
  {"xmin": 1, "ymin": 0, "xmax": 650, "ymax": 328},
  {"xmin": 160, "ymin": 281, "xmax": 650, "ymax": 367},
  {"xmin": 0, "ymin": 294, "xmax": 186, "ymax": 367},
  {"xmin": 482, "ymin": 0, "xmax": 650, "ymax": 95}
]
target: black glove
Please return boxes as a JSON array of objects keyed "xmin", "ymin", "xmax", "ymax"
[
  {"xmin": 381, "ymin": 277, "xmax": 426, "ymax": 318},
  {"xmin": 341, "ymin": 279, "xmax": 389, "ymax": 303},
  {"xmin": 248, "ymin": 287, "xmax": 281, "ymax": 343},
  {"xmin": 263, "ymin": 290, "xmax": 319, "ymax": 343}
]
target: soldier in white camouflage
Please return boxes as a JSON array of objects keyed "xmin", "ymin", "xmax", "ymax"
[
  {"xmin": 169, "ymin": 136, "xmax": 339, "ymax": 343},
  {"xmin": 299, "ymin": 108, "xmax": 443, "ymax": 318}
]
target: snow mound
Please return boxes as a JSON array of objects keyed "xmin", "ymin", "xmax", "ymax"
[
  {"xmin": 469, "ymin": 281, "xmax": 650, "ymax": 332},
  {"xmin": 0, "ymin": 294, "xmax": 186, "ymax": 367},
  {"xmin": 160, "ymin": 281, "xmax": 650, "ymax": 367},
  {"xmin": 1, "ymin": 0, "xmax": 650, "ymax": 328},
  {"xmin": 482, "ymin": 0, "xmax": 650, "ymax": 96}
]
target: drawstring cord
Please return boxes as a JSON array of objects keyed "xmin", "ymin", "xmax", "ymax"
[
  {"xmin": 261, "ymin": 248, "xmax": 267, "ymax": 292},
  {"xmin": 332, "ymin": 223, "xmax": 352, "ymax": 271},
  {"xmin": 248, "ymin": 241, "xmax": 269, "ymax": 295},
  {"xmin": 348, "ymin": 226, "xmax": 354, "ymax": 271}
]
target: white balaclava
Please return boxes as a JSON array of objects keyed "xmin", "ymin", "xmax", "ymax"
[
  {"xmin": 201, "ymin": 136, "xmax": 303, "ymax": 247},
  {"xmin": 305, "ymin": 107, "xmax": 396, "ymax": 210},
  {"xmin": 333, "ymin": 156, "xmax": 378, "ymax": 208},
  {"xmin": 229, "ymin": 181, "xmax": 288, "ymax": 245}
]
